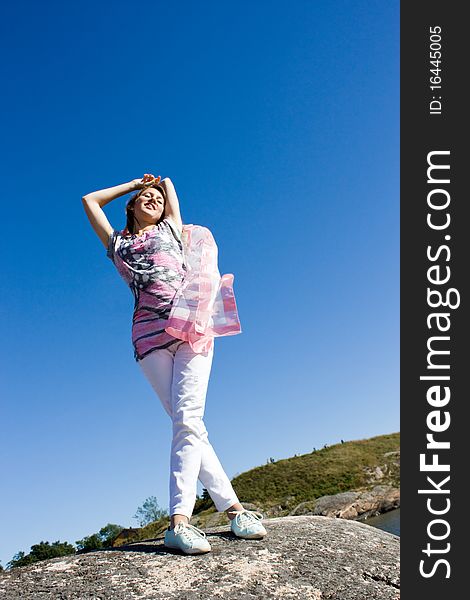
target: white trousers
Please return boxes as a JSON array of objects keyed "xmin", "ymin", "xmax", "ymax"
[{"xmin": 138, "ymin": 339, "xmax": 240, "ymax": 519}]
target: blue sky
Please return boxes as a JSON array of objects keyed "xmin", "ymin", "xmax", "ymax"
[{"xmin": 0, "ymin": 0, "xmax": 399, "ymax": 567}]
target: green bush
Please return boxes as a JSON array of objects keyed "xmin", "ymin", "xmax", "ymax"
[{"xmin": 6, "ymin": 541, "xmax": 76, "ymax": 570}]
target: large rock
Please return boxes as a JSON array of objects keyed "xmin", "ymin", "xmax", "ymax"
[
  {"xmin": 0, "ymin": 516, "xmax": 399, "ymax": 599},
  {"xmin": 287, "ymin": 500, "xmax": 317, "ymax": 516},
  {"xmin": 311, "ymin": 486, "xmax": 400, "ymax": 520}
]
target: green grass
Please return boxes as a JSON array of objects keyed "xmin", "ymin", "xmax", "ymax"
[{"xmin": 196, "ymin": 432, "xmax": 400, "ymax": 515}]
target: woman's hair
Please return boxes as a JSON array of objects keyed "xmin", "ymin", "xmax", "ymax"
[{"xmin": 124, "ymin": 183, "xmax": 166, "ymax": 235}]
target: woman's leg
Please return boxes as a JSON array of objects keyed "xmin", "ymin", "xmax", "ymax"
[
  {"xmin": 138, "ymin": 342, "xmax": 190, "ymax": 528},
  {"xmin": 170, "ymin": 341, "xmax": 240, "ymax": 520},
  {"xmin": 138, "ymin": 344, "xmax": 176, "ymax": 418},
  {"xmin": 139, "ymin": 340, "xmax": 240, "ymax": 527}
]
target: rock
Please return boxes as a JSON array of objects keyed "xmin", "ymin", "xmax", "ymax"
[
  {"xmin": 0, "ymin": 516, "xmax": 399, "ymax": 599},
  {"xmin": 313, "ymin": 486, "xmax": 400, "ymax": 520},
  {"xmin": 363, "ymin": 454, "xmax": 400, "ymax": 486},
  {"xmin": 287, "ymin": 500, "xmax": 317, "ymax": 516},
  {"xmin": 263, "ymin": 505, "xmax": 286, "ymax": 517},
  {"xmin": 312, "ymin": 491, "xmax": 360, "ymax": 518},
  {"xmin": 353, "ymin": 486, "xmax": 400, "ymax": 519},
  {"xmin": 262, "ymin": 498, "xmax": 300, "ymax": 518},
  {"xmin": 374, "ymin": 466, "xmax": 384, "ymax": 480}
]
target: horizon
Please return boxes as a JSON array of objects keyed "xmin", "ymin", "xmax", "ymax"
[{"xmin": 1, "ymin": 430, "xmax": 400, "ymax": 567}]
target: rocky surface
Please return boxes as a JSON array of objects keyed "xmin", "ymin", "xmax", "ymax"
[
  {"xmin": 0, "ymin": 515, "xmax": 399, "ymax": 599},
  {"xmin": 309, "ymin": 486, "xmax": 400, "ymax": 520}
]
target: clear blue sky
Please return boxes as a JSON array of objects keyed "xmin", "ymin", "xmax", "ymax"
[{"xmin": 0, "ymin": 0, "xmax": 399, "ymax": 567}]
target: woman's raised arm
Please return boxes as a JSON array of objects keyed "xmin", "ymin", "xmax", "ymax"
[
  {"xmin": 82, "ymin": 179, "xmax": 142, "ymax": 249},
  {"xmin": 160, "ymin": 178, "xmax": 183, "ymax": 234}
]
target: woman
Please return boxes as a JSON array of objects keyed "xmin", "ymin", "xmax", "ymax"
[{"xmin": 82, "ymin": 174, "xmax": 267, "ymax": 554}]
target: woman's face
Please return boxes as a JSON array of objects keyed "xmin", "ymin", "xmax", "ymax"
[{"xmin": 133, "ymin": 187, "xmax": 165, "ymax": 226}]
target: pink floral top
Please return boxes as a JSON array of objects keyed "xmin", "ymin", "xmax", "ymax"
[{"xmin": 107, "ymin": 217, "xmax": 186, "ymax": 361}]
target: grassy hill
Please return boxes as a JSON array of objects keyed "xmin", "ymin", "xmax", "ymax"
[
  {"xmin": 226, "ymin": 432, "xmax": 400, "ymax": 511},
  {"xmin": 113, "ymin": 432, "xmax": 400, "ymax": 545}
]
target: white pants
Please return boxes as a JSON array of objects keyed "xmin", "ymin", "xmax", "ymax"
[{"xmin": 138, "ymin": 339, "xmax": 240, "ymax": 519}]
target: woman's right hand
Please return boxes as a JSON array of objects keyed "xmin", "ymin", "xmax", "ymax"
[{"xmin": 131, "ymin": 173, "xmax": 162, "ymax": 190}]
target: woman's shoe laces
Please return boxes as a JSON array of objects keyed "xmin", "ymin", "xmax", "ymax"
[
  {"xmin": 173, "ymin": 521, "xmax": 207, "ymax": 545},
  {"xmin": 230, "ymin": 509, "xmax": 264, "ymax": 528}
]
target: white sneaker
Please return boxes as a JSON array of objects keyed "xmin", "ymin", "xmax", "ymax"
[
  {"xmin": 164, "ymin": 522, "xmax": 212, "ymax": 554},
  {"xmin": 230, "ymin": 510, "xmax": 267, "ymax": 539}
]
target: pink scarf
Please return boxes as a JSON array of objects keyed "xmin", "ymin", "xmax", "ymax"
[{"xmin": 164, "ymin": 224, "xmax": 242, "ymax": 352}]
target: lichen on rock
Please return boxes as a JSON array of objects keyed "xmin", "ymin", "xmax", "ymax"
[{"xmin": 0, "ymin": 515, "xmax": 399, "ymax": 600}]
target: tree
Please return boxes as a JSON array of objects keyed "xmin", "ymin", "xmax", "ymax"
[
  {"xmin": 98, "ymin": 523, "xmax": 123, "ymax": 545},
  {"xmin": 75, "ymin": 533, "xmax": 102, "ymax": 553},
  {"xmin": 7, "ymin": 541, "xmax": 75, "ymax": 570},
  {"xmin": 6, "ymin": 551, "xmax": 27, "ymax": 570},
  {"xmin": 76, "ymin": 523, "xmax": 123, "ymax": 552},
  {"xmin": 193, "ymin": 488, "xmax": 214, "ymax": 514},
  {"xmin": 133, "ymin": 496, "xmax": 168, "ymax": 527}
]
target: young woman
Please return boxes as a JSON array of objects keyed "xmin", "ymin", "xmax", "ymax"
[{"xmin": 82, "ymin": 174, "xmax": 267, "ymax": 554}]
